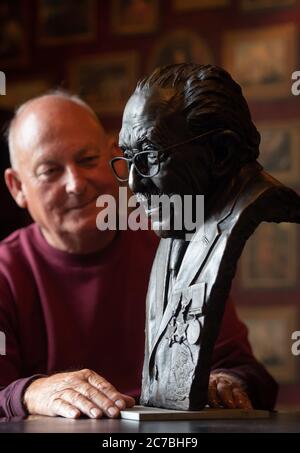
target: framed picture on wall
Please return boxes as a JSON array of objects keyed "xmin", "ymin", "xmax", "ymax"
[
  {"xmin": 69, "ymin": 52, "xmax": 138, "ymax": 115},
  {"xmin": 240, "ymin": 0, "xmax": 297, "ymax": 11},
  {"xmin": 112, "ymin": 0, "xmax": 159, "ymax": 35},
  {"xmin": 237, "ymin": 305, "xmax": 298, "ymax": 383},
  {"xmin": 257, "ymin": 121, "xmax": 300, "ymax": 186},
  {"xmin": 174, "ymin": 0, "xmax": 230, "ymax": 10},
  {"xmin": 223, "ymin": 23, "xmax": 297, "ymax": 100},
  {"xmin": 0, "ymin": 0, "xmax": 27, "ymax": 68},
  {"xmin": 241, "ymin": 222, "xmax": 298, "ymax": 289},
  {"xmin": 148, "ymin": 30, "xmax": 213, "ymax": 72},
  {"xmin": 37, "ymin": 0, "xmax": 96, "ymax": 45},
  {"xmin": 0, "ymin": 78, "xmax": 53, "ymax": 110}
]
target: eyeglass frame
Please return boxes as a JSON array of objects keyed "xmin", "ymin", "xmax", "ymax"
[{"xmin": 109, "ymin": 127, "xmax": 226, "ymax": 182}]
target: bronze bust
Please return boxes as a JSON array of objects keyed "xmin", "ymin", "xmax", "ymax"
[{"xmin": 113, "ymin": 64, "xmax": 300, "ymax": 410}]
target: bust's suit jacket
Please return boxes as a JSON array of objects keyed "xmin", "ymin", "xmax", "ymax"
[{"xmin": 140, "ymin": 161, "xmax": 300, "ymax": 410}]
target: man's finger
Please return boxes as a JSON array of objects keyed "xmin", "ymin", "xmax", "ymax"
[
  {"xmin": 208, "ymin": 378, "xmax": 222, "ymax": 408},
  {"xmin": 232, "ymin": 387, "xmax": 253, "ymax": 409},
  {"xmin": 88, "ymin": 373, "xmax": 132, "ymax": 409},
  {"xmin": 120, "ymin": 393, "xmax": 135, "ymax": 407},
  {"xmin": 51, "ymin": 397, "xmax": 81, "ymax": 419},
  {"xmin": 62, "ymin": 389, "xmax": 103, "ymax": 419},
  {"xmin": 216, "ymin": 381, "xmax": 235, "ymax": 408},
  {"xmin": 77, "ymin": 382, "xmax": 121, "ymax": 418}
]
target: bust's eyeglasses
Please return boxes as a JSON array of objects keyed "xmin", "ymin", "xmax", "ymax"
[{"xmin": 109, "ymin": 128, "xmax": 224, "ymax": 182}]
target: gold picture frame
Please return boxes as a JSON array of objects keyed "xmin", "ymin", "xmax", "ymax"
[
  {"xmin": 241, "ymin": 0, "xmax": 297, "ymax": 11},
  {"xmin": 223, "ymin": 23, "xmax": 297, "ymax": 100},
  {"xmin": 111, "ymin": 0, "xmax": 159, "ymax": 35},
  {"xmin": 174, "ymin": 0, "xmax": 230, "ymax": 10},
  {"xmin": 257, "ymin": 120, "xmax": 300, "ymax": 186},
  {"xmin": 37, "ymin": 0, "xmax": 97, "ymax": 46},
  {"xmin": 148, "ymin": 30, "xmax": 213, "ymax": 72},
  {"xmin": 237, "ymin": 305, "xmax": 298, "ymax": 383},
  {"xmin": 241, "ymin": 222, "xmax": 298, "ymax": 289},
  {"xmin": 69, "ymin": 52, "xmax": 138, "ymax": 115}
]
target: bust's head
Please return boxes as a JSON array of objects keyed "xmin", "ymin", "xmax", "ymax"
[{"xmin": 119, "ymin": 63, "xmax": 260, "ymax": 237}]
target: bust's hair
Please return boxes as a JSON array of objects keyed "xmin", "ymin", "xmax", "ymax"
[{"xmin": 136, "ymin": 63, "xmax": 260, "ymax": 163}]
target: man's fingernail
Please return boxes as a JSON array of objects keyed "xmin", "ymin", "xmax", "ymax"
[
  {"xmin": 115, "ymin": 399, "xmax": 125, "ymax": 409},
  {"xmin": 90, "ymin": 408, "xmax": 101, "ymax": 418},
  {"xmin": 108, "ymin": 406, "xmax": 118, "ymax": 417},
  {"xmin": 69, "ymin": 409, "xmax": 78, "ymax": 417}
]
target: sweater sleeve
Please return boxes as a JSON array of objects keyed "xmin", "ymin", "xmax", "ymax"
[
  {"xmin": 211, "ymin": 298, "xmax": 278, "ymax": 410},
  {"xmin": 0, "ymin": 274, "xmax": 44, "ymax": 417}
]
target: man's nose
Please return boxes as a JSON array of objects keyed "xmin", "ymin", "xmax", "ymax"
[{"xmin": 65, "ymin": 166, "xmax": 87, "ymax": 195}]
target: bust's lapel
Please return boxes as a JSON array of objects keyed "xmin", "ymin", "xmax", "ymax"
[
  {"xmin": 146, "ymin": 238, "xmax": 172, "ymax": 352},
  {"xmin": 148, "ymin": 218, "xmax": 220, "ymax": 362}
]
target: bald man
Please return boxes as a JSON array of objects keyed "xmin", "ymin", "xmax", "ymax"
[
  {"xmin": 0, "ymin": 91, "xmax": 277, "ymax": 420},
  {"xmin": 0, "ymin": 91, "xmax": 157, "ymax": 419}
]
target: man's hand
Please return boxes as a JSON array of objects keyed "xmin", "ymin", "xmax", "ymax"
[
  {"xmin": 208, "ymin": 372, "xmax": 253, "ymax": 409},
  {"xmin": 23, "ymin": 369, "xmax": 135, "ymax": 419}
]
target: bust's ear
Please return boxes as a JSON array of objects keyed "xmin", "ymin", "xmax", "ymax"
[
  {"xmin": 210, "ymin": 130, "xmax": 241, "ymax": 178},
  {"xmin": 4, "ymin": 168, "xmax": 27, "ymax": 209}
]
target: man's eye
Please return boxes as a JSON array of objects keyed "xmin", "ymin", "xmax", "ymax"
[
  {"xmin": 38, "ymin": 167, "xmax": 59, "ymax": 177},
  {"xmin": 80, "ymin": 156, "xmax": 98, "ymax": 164}
]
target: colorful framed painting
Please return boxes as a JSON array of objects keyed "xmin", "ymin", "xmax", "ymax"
[
  {"xmin": 69, "ymin": 52, "xmax": 138, "ymax": 115},
  {"xmin": 223, "ymin": 23, "xmax": 297, "ymax": 100},
  {"xmin": 257, "ymin": 121, "xmax": 300, "ymax": 186},
  {"xmin": 0, "ymin": 0, "xmax": 27, "ymax": 68},
  {"xmin": 241, "ymin": 222, "xmax": 298, "ymax": 289},
  {"xmin": 37, "ymin": 0, "xmax": 96, "ymax": 45},
  {"xmin": 241, "ymin": 0, "xmax": 297, "ymax": 11},
  {"xmin": 237, "ymin": 305, "xmax": 298, "ymax": 383},
  {"xmin": 112, "ymin": 0, "xmax": 159, "ymax": 35},
  {"xmin": 174, "ymin": 0, "xmax": 230, "ymax": 10},
  {"xmin": 148, "ymin": 30, "xmax": 213, "ymax": 72}
]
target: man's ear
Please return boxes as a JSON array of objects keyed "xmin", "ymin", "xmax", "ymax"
[
  {"xmin": 210, "ymin": 130, "xmax": 240, "ymax": 178},
  {"xmin": 4, "ymin": 168, "xmax": 27, "ymax": 209}
]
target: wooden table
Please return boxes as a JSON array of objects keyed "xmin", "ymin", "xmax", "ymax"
[{"xmin": 0, "ymin": 411, "xmax": 299, "ymax": 433}]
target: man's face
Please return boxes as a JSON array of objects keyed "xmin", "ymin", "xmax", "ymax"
[
  {"xmin": 120, "ymin": 88, "xmax": 212, "ymax": 238},
  {"xmin": 11, "ymin": 98, "xmax": 119, "ymax": 246}
]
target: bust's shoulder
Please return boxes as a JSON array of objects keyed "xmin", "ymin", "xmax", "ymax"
[{"xmin": 234, "ymin": 166, "xmax": 300, "ymax": 223}]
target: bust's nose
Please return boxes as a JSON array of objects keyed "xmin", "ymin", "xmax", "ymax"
[{"xmin": 128, "ymin": 165, "xmax": 144, "ymax": 193}]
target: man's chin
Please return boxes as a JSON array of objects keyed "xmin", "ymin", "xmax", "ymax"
[{"xmin": 63, "ymin": 214, "xmax": 98, "ymax": 234}]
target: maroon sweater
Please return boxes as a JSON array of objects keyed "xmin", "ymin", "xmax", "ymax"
[{"xmin": 0, "ymin": 224, "xmax": 277, "ymax": 417}]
